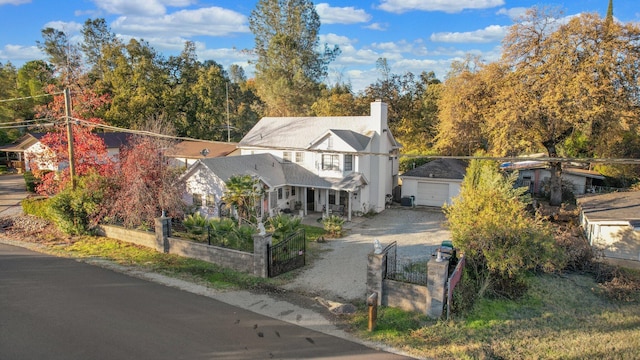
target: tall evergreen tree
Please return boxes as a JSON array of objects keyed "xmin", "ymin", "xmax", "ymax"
[{"xmin": 249, "ymin": 0, "xmax": 340, "ymax": 116}]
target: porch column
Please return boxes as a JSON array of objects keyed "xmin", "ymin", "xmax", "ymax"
[
  {"xmin": 303, "ymin": 187, "xmax": 308, "ymax": 216},
  {"xmin": 348, "ymin": 191, "xmax": 353, "ymax": 222},
  {"xmin": 325, "ymin": 189, "xmax": 330, "ymax": 217}
]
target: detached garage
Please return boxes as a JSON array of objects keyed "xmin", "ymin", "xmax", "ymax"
[{"xmin": 400, "ymin": 159, "xmax": 467, "ymax": 207}]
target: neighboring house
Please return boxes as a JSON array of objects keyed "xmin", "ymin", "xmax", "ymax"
[
  {"xmin": 0, "ymin": 132, "xmax": 129, "ymax": 172},
  {"xmin": 165, "ymin": 140, "xmax": 239, "ymax": 168},
  {"xmin": 501, "ymin": 160, "xmax": 605, "ymax": 195},
  {"xmin": 182, "ymin": 100, "xmax": 400, "ymax": 221},
  {"xmin": 400, "ymin": 158, "xmax": 468, "ymax": 207},
  {"xmin": 578, "ymin": 191, "xmax": 640, "ymax": 262}
]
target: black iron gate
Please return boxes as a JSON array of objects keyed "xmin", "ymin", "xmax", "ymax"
[
  {"xmin": 267, "ymin": 229, "xmax": 306, "ymax": 277},
  {"xmin": 382, "ymin": 241, "xmax": 397, "ymax": 279}
]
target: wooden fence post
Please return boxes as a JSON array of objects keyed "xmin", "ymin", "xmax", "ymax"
[{"xmin": 367, "ymin": 292, "xmax": 378, "ymax": 331}]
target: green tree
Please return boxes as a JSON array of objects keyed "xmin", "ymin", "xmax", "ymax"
[
  {"xmin": 222, "ymin": 175, "xmax": 264, "ymax": 226},
  {"xmin": 444, "ymin": 159, "xmax": 562, "ymax": 299},
  {"xmin": 37, "ymin": 27, "xmax": 82, "ymax": 86},
  {"xmin": 311, "ymin": 83, "xmax": 366, "ymax": 116},
  {"xmin": 102, "ymin": 39, "xmax": 169, "ymax": 129},
  {"xmin": 249, "ymin": 0, "xmax": 340, "ymax": 116},
  {"xmin": 81, "ymin": 18, "xmax": 119, "ymax": 83}
]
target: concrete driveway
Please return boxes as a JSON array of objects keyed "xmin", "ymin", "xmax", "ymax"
[
  {"xmin": 0, "ymin": 174, "xmax": 28, "ymax": 217},
  {"xmin": 288, "ymin": 206, "xmax": 450, "ymax": 302}
]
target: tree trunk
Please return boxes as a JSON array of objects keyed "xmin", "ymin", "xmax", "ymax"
[
  {"xmin": 543, "ymin": 140, "xmax": 563, "ymax": 206},
  {"xmin": 548, "ymin": 161, "xmax": 563, "ymax": 206}
]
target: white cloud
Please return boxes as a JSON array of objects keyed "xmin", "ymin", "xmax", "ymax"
[
  {"xmin": 364, "ymin": 22, "xmax": 388, "ymax": 31},
  {"xmin": 430, "ymin": 24, "xmax": 507, "ymax": 43},
  {"xmin": 111, "ymin": 7, "xmax": 249, "ymax": 38},
  {"xmin": 43, "ymin": 21, "xmax": 83, "ymax": 34},
  {"xmin": 316, "ymin": 3, "xmax": 371, "ymax": 24},
  {"xmin": 0, "ymin": 44, "xmax": 43, "ymax": 62},
  {"xmin": 0, "ymin": 0, "xmax": 30, "ymax": 5},
  {"xmin": 496, "ymin": 7, "xmax": 528, "ymax": 20},
  {"xmin": 92, "ymin": 0, "xmax": 167, "ymax": 16},
  {"xmin": 378, "ymin": 0, "xmax": 505, "ymax": 14}
]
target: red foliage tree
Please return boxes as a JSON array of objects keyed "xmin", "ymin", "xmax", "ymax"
[
  {"xmin": 104, "ymin": 135, "xmax": 185, "ymax": 228},
  {"xmin": 32, "ymin": 85, "xmax": 114, "ymax": 195}
]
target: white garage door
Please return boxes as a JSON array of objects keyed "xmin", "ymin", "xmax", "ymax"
[{"xmin": 417, "ymin": 182, "xmax": 449, "ymax": 207}]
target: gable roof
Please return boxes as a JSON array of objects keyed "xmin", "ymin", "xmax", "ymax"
[
  {"xmin": 165, "ymin": 140, "xmax": 237, "ymax": 159},
  {"xmin": 578, "ymin": 191, "xmax": 640, "ymax": 222},
  {"xmin": 401, "ymin": 158, "xmax": 468, "ymax": 180},
  {"xmin": 328, "ymin": 129, "xmax": 372, "ymax": 151},
  {"xmin": 239, "ymin": 116, "xmax": 399, "ymax": 150}
]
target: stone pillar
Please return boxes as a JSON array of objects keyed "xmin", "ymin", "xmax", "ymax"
[
  {"xmin": 155, "ymin": 216, "xmax": 171, "ymax": 253},
  {"xmin": 426, "ymin": 259, "xmax": 449, "ymax": 318},
  {"xmin": 252, "ymin": 233, "xmax": 272, "ymax": 278},
  {"xmin": 366, "ymin": 252, "xmax": 385, "ymax": 306}
]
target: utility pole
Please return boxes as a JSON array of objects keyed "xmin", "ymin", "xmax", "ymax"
[
  {"xmin": 64, "ymin": 88, "xmax": 76, "ymax": 190},
  {"xmin": 226, "ymin": 82, "xmax": 230, "ymax": 143}
]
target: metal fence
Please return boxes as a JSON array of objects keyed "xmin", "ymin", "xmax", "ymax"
[
  {"xmin": 267, "ymin": 229, "xmax": 306, "ymax": 277},
  {"xmin": 383, "ymin": 242, "xmax": 430, "ymax": 286}
]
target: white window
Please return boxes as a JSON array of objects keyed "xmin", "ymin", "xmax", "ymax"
[
  {"xmin": 295, "ymin": 152, "xmax": 304, "ymax": 163},
  {"xmin": 322, "ymin": 154, "xmax": 340, "ymax": 171},
  {"xmin": 283, "ymin": 151, "xmax": 292, "ymax": 162},
  {"xmin": 344, "ymin": 154, "xmax": 353, "ymax": 171}
]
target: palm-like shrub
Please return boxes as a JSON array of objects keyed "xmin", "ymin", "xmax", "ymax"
[
  {"xmin": 267, "ymin": 213, "xmax": 302, "ymax": 241},
  {"xmin": 322, "ymin": 215, "xmax": 345, "ymax": 238},
  {"xmin": 183, "ymin": 212, "xmax": 208, "ymax": 235}
]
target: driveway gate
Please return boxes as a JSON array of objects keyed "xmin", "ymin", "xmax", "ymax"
[{"xmin": 267, "ymin": 229, "xmax": 306, "ymax": 277}]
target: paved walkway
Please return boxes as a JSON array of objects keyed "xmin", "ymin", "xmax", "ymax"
[{"xmin": 0, "ymin": 174, "xmax": 28, "ymax": 217}]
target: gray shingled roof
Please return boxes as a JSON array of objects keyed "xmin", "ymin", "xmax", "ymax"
[
  {"xmin": 239, "ymin": 116, "xmax": 387, "ymax": 149},
  {"xmin": 578, "ymin": 191, "xmax": 640, "ymax": 222},
  {"xmin": 401, "ymin": 158, "xmax": 468, "ymax": 180},
  {"xmin": 197, "ymin": 153, "xmax": 366, "ymax": 191},
  {"xmin": 199, "ymin": 153, "xmax": 286, "ymax": 188},
  {"xmin": 329, "ymin": 129, "xmax": 371, "ymax": 151}
]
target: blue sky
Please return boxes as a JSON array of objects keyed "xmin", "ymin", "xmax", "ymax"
[{"xmin": 0, "ymin": 0, "xmax": 637, "ymax": 92}]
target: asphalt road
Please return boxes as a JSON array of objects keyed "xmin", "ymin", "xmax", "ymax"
[
  {"xmin": 0, "ymin": 174, "xmax": 28, "ymax": 217},
  {"xmin": 0, "ymin": 243, "xmax": 410, "ymax": 360}
]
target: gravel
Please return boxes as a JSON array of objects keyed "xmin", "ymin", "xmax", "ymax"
[{"xmin": 285, "ymin": 206, "xmax": 450, "ymax": 302}]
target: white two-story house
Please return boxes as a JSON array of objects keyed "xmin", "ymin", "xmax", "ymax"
[
  {"xmin": 182, "ymin": 100, "xmax": 400, "ymax": 221},
  {"xmin": 240, "ymin": 100, "xmax": 400, "ymax": 219}
]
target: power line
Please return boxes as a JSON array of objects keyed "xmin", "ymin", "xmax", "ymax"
[
  {"xmin": 71, "ymin": 117, "xmax": 230, "ymax": 144},
  {"xmin": 64, "ymin": 117, "xmax": 640, "ymax": 165},
  {"xmin": 0, "ymin": 123, "xmax": 55, "ymax": 130},
  {"xmin": 0, "ymin": 92, "xmax": 62, "ymax": 103},
  {"xmin": 0, "ymin": 118, "xmax": 57, "ymax": 125}
]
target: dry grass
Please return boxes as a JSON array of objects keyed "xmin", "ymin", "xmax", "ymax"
[{"xmin": 350, "ymin": 272, "xmax": 640, "ymax": 360}]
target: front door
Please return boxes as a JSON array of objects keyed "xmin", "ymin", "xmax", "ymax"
[{"xmin": 306, "ymin": 188, "xmax": 315, "ymax": 211}]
